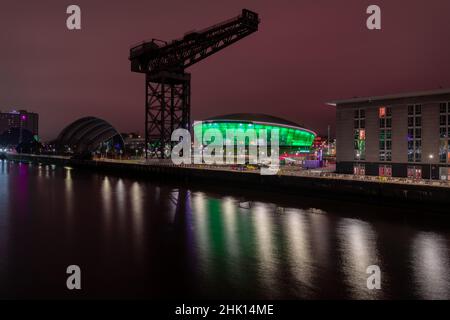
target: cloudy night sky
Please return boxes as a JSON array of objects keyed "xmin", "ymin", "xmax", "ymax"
[{"xmin": 1, "ymin": 0, "xmax": 450, "ymax": 140}]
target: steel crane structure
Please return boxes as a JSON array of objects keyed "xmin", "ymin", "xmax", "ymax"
[{"xmin": 129, "ymin": 9, "xmax": 260, "ymax": 158}]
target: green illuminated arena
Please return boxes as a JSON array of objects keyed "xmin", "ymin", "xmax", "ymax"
[{"xmin": 193, "ymin": 113, "xmax": 316, "ymax": 153}]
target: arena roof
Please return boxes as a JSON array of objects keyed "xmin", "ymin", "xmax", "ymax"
[
  {"xmin": 195, "ymin": 113, "xmax": 316, "ymax": 148},
  {"xmin": 56, "ymin": 117, "xmax": 123, "ymax": 153},
  {"xmin": 204, "ymin": 113, "xmax": 308, "ymax": 130}
]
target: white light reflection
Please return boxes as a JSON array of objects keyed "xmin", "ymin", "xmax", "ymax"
[
  {"xmin": 253, "ymin": 202, "xmax": 278, "ymax": 297},
  {"xmin": 101, "ymin": 177, "xmax": 112, "ymax": 233},
  {"xmin": 284, "ymin": 209, "xmax": 313, "ymax": 292},
  {"xmin": 64, "ymin": 166, "xmax": 74, "ymax": 227},
  {"xmin": 168, "ymin": 189, "xmax": 179, "ymax": 223},
  {"xmin": 116, "ymin": 179, "xmax": 126, "ymax": 228},
  {"xmin": 192, "ymin": 192, "xmax": 211, "ymax": 274},
  {"xmin": 221, "ymin": 196, "xmax": 239, "ymax": 261},
  {"xmin": 308, "ymin": 209, "xmax": 330, "ymax": 266},
  {"xmin": 50, "ymin": 164, "xmax": 56, "ymax": 178},
  {"xmin": 337, "ymin": 218, "xmax": 381, "ymax": 299},
  {"xmin": 411, "ymin": 232, "xmax": 450, "ymax": 299},
  {"xmin": 65, "ymin": 167, "xmax": 72, "ymax": 192},
  {"xmin": 130, "ymin": 182, "xmax": 144, "ymax": 259}
]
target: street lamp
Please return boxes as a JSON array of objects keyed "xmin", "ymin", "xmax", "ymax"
[{"xmin": 429, "ymin": 154, "xmax": 434, "ymax": 181}]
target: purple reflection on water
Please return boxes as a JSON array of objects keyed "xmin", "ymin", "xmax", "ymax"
[{"xmin": 17, "ymin": 163, "xmax": 29, "ymax": 216}]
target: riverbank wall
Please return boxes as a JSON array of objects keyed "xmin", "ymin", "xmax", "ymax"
[{"xmin": 5, "ymin": 153, "xmax": 450, "ymax": 210}]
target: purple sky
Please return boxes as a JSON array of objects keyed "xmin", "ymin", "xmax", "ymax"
[{"xmin": 1, "ymin": 0, "xmax": 450, "ymax": 140}]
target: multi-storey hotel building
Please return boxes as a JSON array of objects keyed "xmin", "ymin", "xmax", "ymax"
[{"xmin": 329, "ymin": 89, "xmax": 450, "ymax": 180}]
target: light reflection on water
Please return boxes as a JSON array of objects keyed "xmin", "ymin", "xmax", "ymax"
[
  {"xmin": 337, "ymin": 219, "xmax": 381, "ymax": 299},
  {"xmin": 412, "ymin": 232, "xmax": 450, "ymax": 299},
  {"xmin": 253, "ymin": 203, "xmax": 278, "ymax": 297},
  {"xmin": 284, "ymin": 209, "xmax": 314, "ymax": 297},
  {"xmin": 0, "ymin": 161, "xmax": 449, "ymax": 299},
  {"xmin": 130, "ymin": 182, "xmax": 144, "ymax": 245}
]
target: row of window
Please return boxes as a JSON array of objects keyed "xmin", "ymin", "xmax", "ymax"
[
  {"xmin": 353, "ymin": 164, "xmax": 450, "ymax": 181},
  {"xmin": 379, "ymin": 107, "xmax": 392, "ymax": 161},
  {"xmin": 354, "ymin": 109, "xmax": 366, "ymax": 160},
  {"xmin": 353, "ymin": 164, "xmax": 421, "ymax": 178},
  {"xmin": 353, "ymin": 103, "xmax": 450, "ymax": 163},
  {"xmin": 440, "ymin": 102, "xmax": 450, "ymax": 164},
  {"xmin": 439, "ymin": 140, "xmax": 450, "ymax": 163},
  {"xmin": 407, "ymin": 104, "xmax": 422, "ymax": 163}
]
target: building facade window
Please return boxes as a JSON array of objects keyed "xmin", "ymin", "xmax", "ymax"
[
  {"xmin": 353, "ymin": 163, "xmax": 365, "ymax": 176},
  {"xmin": 407, "ymin": 166, "xmax": 422, "ymax": 179},
  {"xmin": 379, "ymin": 106, "xmax": 392, "ymax": 161},
  {"xmin": 354, "ymin": 109, "xmax": 366, "ymax": 160},
  {"xmin": 439, "ymin": 102, "xmax": 450, "ymax": 163},
  {"xmin": 439, "ymin": 167, "xmax": 450, "ymax": 181},
  {"xmin": 407, "ymin": 104, "xmax": 422, "ymax": 162},
  {"xmin": 379, "ymin": 164, "xmax": 392, "ymax": 177}
]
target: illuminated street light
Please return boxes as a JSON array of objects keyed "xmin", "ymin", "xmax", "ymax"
[{"xmin": 429, "ymin": 154, "xmax": 434, "ymax": 181}]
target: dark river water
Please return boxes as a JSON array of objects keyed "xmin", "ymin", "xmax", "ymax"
[{"xmin": 0, "ymin": 160, "xmax": 449, "ymax": 299}]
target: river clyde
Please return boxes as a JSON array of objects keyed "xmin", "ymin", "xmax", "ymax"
[{"xmin": 0, "ymin": 160, "xmax": 449, "ymax": 299}]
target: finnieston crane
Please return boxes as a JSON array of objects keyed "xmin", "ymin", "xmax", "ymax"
[{"xmin": 129, "ymin": 9, "xmax": 260, "ymax": 158}]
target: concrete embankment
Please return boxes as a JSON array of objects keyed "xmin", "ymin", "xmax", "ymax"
[{"xmin": 5, "ymin": 153, "xmax": 450, "ymax": 210}]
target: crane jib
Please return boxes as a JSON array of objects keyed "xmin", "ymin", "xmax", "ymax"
[
  {"xmin": 129, "ymin": 8, "xmax": 260, "ymax": 159},
  {"xmin": 129, "ymin": 9, "xmax": 260, "ymax": 73}
]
